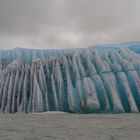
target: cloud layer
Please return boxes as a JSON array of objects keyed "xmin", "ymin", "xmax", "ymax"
[{"xmin": 0, "ymin": 0, "xmax": 140, "ymax": 49}]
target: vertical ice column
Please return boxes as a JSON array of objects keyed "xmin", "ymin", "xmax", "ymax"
[
  {"xmin": 76, "ymin": 54, "xmax": 86, "ymax": 78},
  {"xmin": 1, "ymin": 71, "xmax": 10, "ymax": 112},
  {"xmin": 72, "ymin": 54, "xmax": 81, "ymax": 81},
  {"xmin": 12, "ymin": 69, "xmax": 20, "ymax": 113},
  {"xmin": 51, "ymin": 74, "xmax": 59, "ymax": 111},
  {"xmin": 80, "ymin": 77, "xmax": 100, "ymax": 113},
  {"xmin": 0, "ymin": 72, "xmax": 6, "ymax": 109},
  {"xmin": 92, "ymin": 74, "xmax": 110, "ymax": 112},
  {"xmin": 27, "ymin": 64, "xmax": 34, "ymax": 113},
  {"xmin": 66, "ymin": 63, "xmax": 79, "ymax": 112},
  {"xmin": 126, "ymin": 70, "xmax": 140, "ymax": 111},
  {"xmin": 6, "ymin": 70, "xmax": 15, "ymax": 113},
  {"xmin": 121, "ymin": 60, "xmax": 140, "ymax": 111},
  {"xmin": 17, "ymin": 68, "xmax": 25, "ymax": 112},
  {"xmin": 67, "ymin": 74, "xmax": 77, "ymax": 112},
  {"xmin": 32, "ymin": 70, "xmax": 44, "ymax": 112},
  {"xmin": 54, "ymin": 60, "xmax": 65, "ymax": 111},
  {"xmin": 38, "ymin": 61, "xmax": 49, "ymax": 111},
  {"xmin": 101, "ymin": 73, "xmax": 125, "ymax": 113},
  {"xmin": 116, "ymin": 72, "xmax": 139, "ymax": 112},
  {"xmin": 21, "ymin": 66, "xmax": 30, "ymax": 112},
  {"xmin": 75, "ymin": 79, "xmax": 83, "ymax": 102}
]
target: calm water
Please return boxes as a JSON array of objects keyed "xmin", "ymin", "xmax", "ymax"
[{"xmin": 0, "ymin": 112, "xmax": 139, "ymax": 140}]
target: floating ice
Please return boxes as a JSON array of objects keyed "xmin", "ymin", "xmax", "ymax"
[{"xmin": 0, "ymin": 46, "xmax": 140, "ymax": 113}]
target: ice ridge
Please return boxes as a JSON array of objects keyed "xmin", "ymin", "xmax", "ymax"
[{"xmin": 0, "ymin": 48, "xmax": 140, "ymax": 113}]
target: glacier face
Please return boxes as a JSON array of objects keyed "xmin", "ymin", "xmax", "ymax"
[{"xmin": 0, "ymin": 46, "xmax": 140, "ymax": 113}]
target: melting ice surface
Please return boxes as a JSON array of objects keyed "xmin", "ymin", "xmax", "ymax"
[{"xmin": 1, "ymin": 43, "xmax": 140, "ymax": 113}]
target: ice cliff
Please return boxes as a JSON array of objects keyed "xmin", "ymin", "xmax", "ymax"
[{"xmin": 0, "ymin": 46, "xmax": 140, "ymax": 113}]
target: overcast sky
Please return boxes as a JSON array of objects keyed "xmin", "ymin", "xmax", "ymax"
[{"xmin": 0, "ymin": 0, "xmax": 140, "ymax": 50}]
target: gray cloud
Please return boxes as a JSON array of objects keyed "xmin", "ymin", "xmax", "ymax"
[{"xmin": 0, "ymin": 0, "xmax": 140, "ymax": 49}]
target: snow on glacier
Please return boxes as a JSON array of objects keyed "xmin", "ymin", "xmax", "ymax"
[{"xmin": 1, "ymin": 46, "xmax": 140, "ymax": 113}]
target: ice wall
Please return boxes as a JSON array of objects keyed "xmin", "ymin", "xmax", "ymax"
[{"xmin": 0, "ymin": 48, "xmax": 140, "ymax": 113}]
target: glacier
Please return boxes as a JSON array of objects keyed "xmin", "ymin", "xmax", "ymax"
[{"xmin": 0, "ymin": 44, "xmax": 140, "ymax": 113}]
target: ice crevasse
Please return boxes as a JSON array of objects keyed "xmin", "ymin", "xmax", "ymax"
[{"xmin": 0, "ymin": 47, "xmax": 140, "ymax": 113}]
